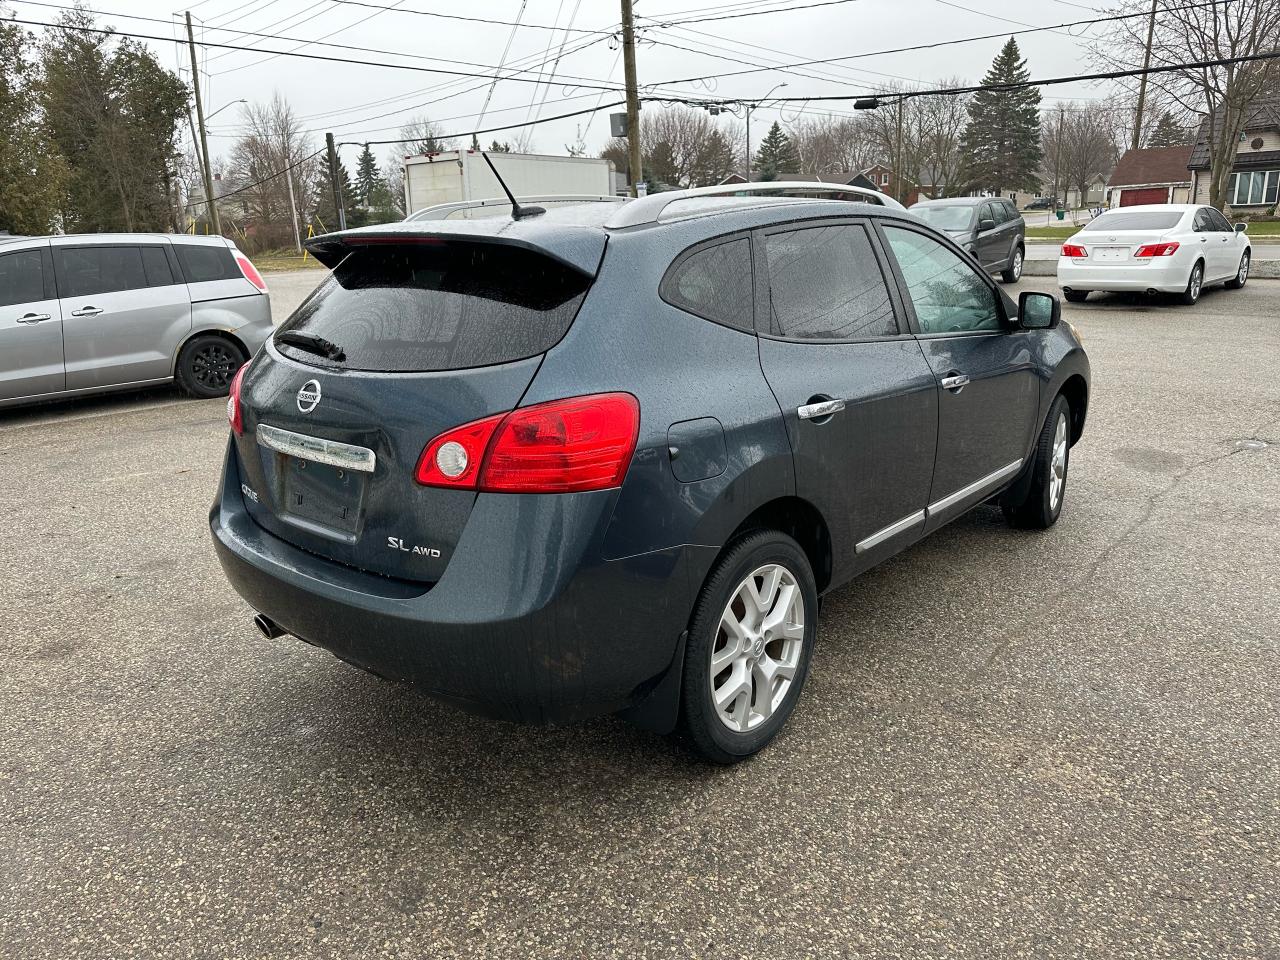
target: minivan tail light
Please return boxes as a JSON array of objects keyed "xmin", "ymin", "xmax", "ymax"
[
  {"xmin": 415, "ymin": 393, "xmax": 640, "ymax": 493},
  {"xmin": 235, "ymin": 253, "xmax": 268, "ymax": 292},
  {"xmin": 1062, "ymin": 243, "xmax": 1088, "ymax": 258},
  {"xmin": 1133, "ymin": 242, "xmax": 1180, "ymax": 258},
  {"xmin": 227, "ymin": 364, "xmax": 247, "ymax": 435}
]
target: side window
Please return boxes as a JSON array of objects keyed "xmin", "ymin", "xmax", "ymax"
[
  {"xmin": 661, "ymin": 238, "xmax": 753, "ymax": 331},
  {"xmin": 1000, "ymin": 201, "xmax": 1018, "ymax": 223},
  {"xmin": 174, "ymin": 243, "xmax": 238, "ymax": 283},
  {"xmin": 762, "ymin": 223, "xmax": 898, "ymax": 340},
  {"xmin": 0, "ymin": 250, "xmax": 45, "ymax": 308},
  {"xmin": 1207, "ymin": 208, "xmax": 1233, "ymax": 232},
  {"xmin": 979, "ymin": 202, "xmax": 997, "ymax": 227},
  {"xmin": 882, "ymin": 225, "xmax": 1001, "ymax": 335},
  {"xmin": 140, "ymin": 246, "xmax": 175, "ymax": 286},
  {"xmin": 56, "ymin": 246, "xmax": 148, "ymax": 299},
  {"xmin": 1192, "ymin": 209, "xmax": 1214, "ymax": 233}
]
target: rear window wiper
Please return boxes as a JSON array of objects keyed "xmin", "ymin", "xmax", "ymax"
[{"xmin": 275, "ymin": 330, "xmax": 346, "ymax": 362}]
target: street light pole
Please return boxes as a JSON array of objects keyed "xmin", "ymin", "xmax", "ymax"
[{"xmin": 745, "ymin": 82, "xmax": 787, "ymax": 182}]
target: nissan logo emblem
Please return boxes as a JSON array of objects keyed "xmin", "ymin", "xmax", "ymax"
[{"xmin": 297, "ymin": 379, "xmax": 321, "ymax": 413}]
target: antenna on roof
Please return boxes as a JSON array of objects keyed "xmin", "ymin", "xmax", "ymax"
[{"xmin": 481, "ymin": 152, "xmax": 545, "ymax": 220}]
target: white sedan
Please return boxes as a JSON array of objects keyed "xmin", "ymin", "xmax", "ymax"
[{"xmin": 1057, "ymin": 204, "xmax": 1252, "ymax": 305}]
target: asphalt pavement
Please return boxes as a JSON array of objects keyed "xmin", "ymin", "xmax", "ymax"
[{"xmin": 2, "ymin": 278, "xmax": 1277, "ymax": 959}]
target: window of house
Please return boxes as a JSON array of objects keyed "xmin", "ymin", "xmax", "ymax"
[
  {"xmin": 1228, "ymin": 170, "xmax": 1279, "ymax": 206},
  {"xmin": 881, "ymin": 174, "xmax": 889, "ymax": 185}
]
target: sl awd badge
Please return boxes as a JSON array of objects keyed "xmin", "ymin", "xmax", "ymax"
[
  {"xmin": 387, "ymin": 537, "xmax": 442, "ymax": 558},
  {"xmin": 296, "ymin": 379, "xmax": 321, "ymax": 413}
]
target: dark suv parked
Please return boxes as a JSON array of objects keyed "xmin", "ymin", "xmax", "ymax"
[
  {"xmin": 210, "ymin": 186, "xmax": 1089, "ymax": 762},
  {"xmin": 909, "ymin": 196, "xmax": 1027, "ymax": 283}
]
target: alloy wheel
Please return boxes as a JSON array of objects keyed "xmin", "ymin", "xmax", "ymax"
[
  {"xmin": 1049, "ymin": 413, "xmax": 1068, "ymax": 511},
  {"xmin": 1238, "ymin": 254, "xmax": 1250, "ymax": 284},
  {"xmin": 1190, "ymin": 265, "xmax": 1202, "ymax": 301},
  {"xmin": 710, "ymin": 563, "xmax": 805, "ymax": 733},
  {"xmin": 1012, "ymin": 249, "xmax": 1023, "ymax": 279}
]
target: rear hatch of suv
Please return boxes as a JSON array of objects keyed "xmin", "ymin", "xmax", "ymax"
[{"xmin": 230, "ymin": 228, "xmax": 603, "ymax": 583}]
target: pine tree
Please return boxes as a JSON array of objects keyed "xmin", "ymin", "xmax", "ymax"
[
  {"xmin": 691, "ymin": 129, "xmax": 736, "ymax": 186},
  {"xmin": 753, "ymin": 122, "xmax": 799, "ymax": 181},
  {"xmin": 354, "ymin": 144, "xmax": 382, "ymax": 207},
  {"xmin": 1148, "ymin": 112, "xmax": 1190, "ymax": 148},
  {"xmin": 960, "ymin": 38, "xmax": 1042, "ymax": 192},
  {"xmin": 313, "ymin": 155, "xmax": 363, "ymax": 231},
  {"xmin": 487, "ymin": 140, "xmax": 513, "ymax": 152}
]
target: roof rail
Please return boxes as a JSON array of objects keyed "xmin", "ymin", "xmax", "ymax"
[
  {"xmin": 604, "ymin": 181, "xmax": 905, "ymax": 229},
  {"xmin": 405, "ymin": 194, "xmax": 628, "ymax": 222}
]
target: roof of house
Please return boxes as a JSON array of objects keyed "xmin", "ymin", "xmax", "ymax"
[
  {"xmin": 1108, "ymin": 146, "xmax": 1194, "ymax": 187},
  {"xmin": 1189, "ymin": 98, "xmax": 1280, "ymax": 168}
]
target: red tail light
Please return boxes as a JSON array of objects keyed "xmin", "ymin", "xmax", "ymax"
[
  {"xmin": 227, "ymin": 364, "xmax": 247, "ymax": 435},
  {"xmin": 235, "ymin": 253, "xmax": 268, "ymax": 292},
  {"xmin": 1133, "ymin": 242, "xmax": 1180, "ymax": 258},
  {"xmin": 1061, "ymin": 243, "xmax": 1088, "ymax": 258},
  {"xmin": 416, "ymin": 393, "xmax": 640, "ymax": 493}
]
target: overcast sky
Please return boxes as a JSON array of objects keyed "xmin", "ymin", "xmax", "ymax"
[{"xmin": 9, "ymin": 0, "xmax": 1116, "ymax": 169}]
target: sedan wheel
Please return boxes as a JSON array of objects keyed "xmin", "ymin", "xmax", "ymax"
[
  {"xmin": 1225, "ymin": 251, "xmax": 1250, "ymax": 289},
  {"xmin": 1179, "ymin": 261, "xmax": 1204, "ymax": 305}
]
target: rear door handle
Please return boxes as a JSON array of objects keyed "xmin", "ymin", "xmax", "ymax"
[
  {"xmin": 15, "ymin": 313, "xmax": 52, "ymax": 324},
  {"xmin": 940, "ymin": 373, "xmax": 969, "ymax": 392},
  {"xmin": 798, "ymin": 398, "xmax": 845, "ymax": 421},
  {"xmin": 70, "ymin": 305, "xmax": 103, "ymax": 317}
]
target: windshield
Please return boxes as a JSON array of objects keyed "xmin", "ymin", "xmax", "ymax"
[
  {"xmin": 910, "ymin": 205, "xmax": 975, "ymax": 231},
  {"xmin": 1082, "ymin": 211, "xmax": 1184, "ymax": 231}
]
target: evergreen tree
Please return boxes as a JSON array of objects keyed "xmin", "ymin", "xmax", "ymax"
[
  {"xmin": 960, "ymin": 38, "xmax": 1042, "ymax": 192},
  {"xmin": 0, "ymin": 22, "xmax": 67, "ymax": 234},
  {"xmin": 354, "ymin": 143, "xmax": 383, "ymax": 207},
  {"xmin": 753, "ymin": 122, "xmax": 799, "ymax": 181},
  {"xmin": 312, "ymin": 155, "xmax": 364, "ymax": 231},
  {"xmin": 1148, "ymin": 112, "xmax": 1190, "ymax": 148},
  {"xmin": 487, "ymin": 140, "xmax": 513, "ymax": 152},
  {"xmin": 691, "ymin": 129, "xmax": 736, "ymax": 186}
]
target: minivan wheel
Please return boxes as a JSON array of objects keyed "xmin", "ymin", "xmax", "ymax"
[
  {"xmin": 1001, "ymin": 245, "xmax": 1024, "ymax": 283},
  {"xmin": 1003, "ymin": 394, "xmax": 1071, "ymax": 530},
  {"xmin": 176, "ymin": 335, "xmax": 247, "ymax": 399},
  {"xmin": 678, "ymin": 530, "xmax": 818, "ymax": 763}
]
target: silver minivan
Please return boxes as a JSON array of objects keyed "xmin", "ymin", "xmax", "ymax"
[{"xmin": 0, "ymin": 234, "xmax": 272, "ymax": 409}]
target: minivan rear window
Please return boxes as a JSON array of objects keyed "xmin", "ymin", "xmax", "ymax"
[
  {"xmin": 175, "ymin": 243, "xmax": 239, "ymax": 282},
  {"xmin": 275, "ymin": 242, "xmax": 592, "ymax": 372},
  {"xmin": 1082, "ymin": 211, "xmax": 1183, "ymax": 231}
]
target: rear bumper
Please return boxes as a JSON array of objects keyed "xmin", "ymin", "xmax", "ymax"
[
  {"xmin": 209, "ymin": 441, "xmax": 704, "ymax": 724},
  {"xmin": 1057, "ymin": 258, "xmax": 1191, "ymax": 293}
]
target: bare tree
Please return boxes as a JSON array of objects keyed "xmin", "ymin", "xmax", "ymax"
[
  {"xmin": 860, "ymin": 81, "xmax": 972, "ymax": 198},
  {"xmin": 398, "ymin": 115, "xmax": 455, "ymax": 156},
  {"xmin": 1051, "ymin": 103, "xmax": 1117, "ymax": 206},
  {"xmin": 226, "ymin": 92, "xmax": 317, "ymax": 251},
  {"xmin": 1100, "ymin": 0, "xmax": 1280, "ymax": 207},
  {"xmin": 789, "ymin": 113, "xmax": 877, "ymax": 176},
  {"xmin": 601, "ymin": 105, "xmax": 742, "ymax": 187}
]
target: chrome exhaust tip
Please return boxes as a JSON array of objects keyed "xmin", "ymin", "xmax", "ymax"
[{"xmin": 253, "ymin": 613, "xmax": 288, "ymax": 640}]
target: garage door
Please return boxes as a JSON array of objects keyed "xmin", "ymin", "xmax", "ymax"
[{"xmin": 1120, "ymin": 188, "xmax": 1169, "ymax": 206}]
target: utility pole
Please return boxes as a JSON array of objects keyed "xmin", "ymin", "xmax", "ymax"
[
  {"xmin": 746, "ymin": 105, "xmax": 753, "ymax": 182},
  {"xmin": 186, "ymin": 12, "xmax": 220, "ymax": 235},
  {"xmin": 1131, "ymin": 0, "xmax": 1158, "ymax": 151},
  {"xmin": 326, "ymin": 132, "xmax": 347, "ymax": 230},
  {"xmin": 1052, "ymin": 106, "xmax": 1065, "ymax": 217},
  {"xmin": 285, "ymin": 162, "xmax": 302, "ymax": 253},
  {"xmin": 894, "ymin": 97, "xmax": 905, "ymax": 204},
  {"xmin": 620, "ymin": 0, "xmax": 643, "ymax": 197}
]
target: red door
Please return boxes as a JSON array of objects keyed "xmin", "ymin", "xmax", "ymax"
[{"xmin": 1120, "ymin": 188, "xmax": 1169, "ymax": 206}]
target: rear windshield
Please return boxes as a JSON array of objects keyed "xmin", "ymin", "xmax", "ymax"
[
  {"xmin": 909, "ymin": 205, "xmax": 975, "ymax": 231},
  {"xmin": 1082, "ymin": 211, "xmax": 1183, "ymax": 231},
  {"xmin": 276, "ymin": 242, "xmax": 591, "ymax": 372}
]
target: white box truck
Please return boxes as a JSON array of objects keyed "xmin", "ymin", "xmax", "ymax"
[{"xmin": 402, "ymin": 150, "xmax": 616, "ymax": 217}]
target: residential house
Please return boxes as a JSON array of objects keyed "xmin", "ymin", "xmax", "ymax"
[
  {"xmin": 1062, "ymin": 174, "xmax": 1107, "ymax": 210},
  {"xmin": 1189, "ymin": 99, "xmax": 1280, "ymax": 212},
  {"xmin": 1105, "ymin": 146, "xmax": 1194, "ymax": 207}
]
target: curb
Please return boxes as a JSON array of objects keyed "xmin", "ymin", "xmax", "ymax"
[{"xmin": 1023, "ymin": 260, "xmax": 1280, "ymax": 279}]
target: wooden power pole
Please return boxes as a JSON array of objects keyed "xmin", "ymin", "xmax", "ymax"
[
  {"xmin": 894, "ymin": 97, "xmax": 905, "ymax": 204},
  {"xmin": 185, "ymin": 12, "xmax": 220, "ymax": 235},
  {"xmin": 326, "ymin": 133, "xmax": 347, "ymax": 231},
  {"xmin": 620, "ymin": 0, "xmax": 643, "ymax": 197},
  {"xmin": 1131, "ymin": 0, "xmax": 1159, "ymax": 151}
]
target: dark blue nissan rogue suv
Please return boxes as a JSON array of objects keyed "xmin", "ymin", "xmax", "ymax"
[{"xmin": 210, "ymin": 185, "xmax": 1090, "ymax": 762}]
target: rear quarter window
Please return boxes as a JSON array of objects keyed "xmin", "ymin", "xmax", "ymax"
[
  {"xmin": 275, "ymin": 242, "xmax": 591, "ymax": 372},
  {"xmin": 660, "ymin": 237, "xmax": 753, "ymax": 331},
  {"xmin": 175, "ymin": 243, "xmax": 239, "ymax": 282}
]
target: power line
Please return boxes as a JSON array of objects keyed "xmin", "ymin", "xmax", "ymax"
[
  {"xmin": 183, "ymin": 146, "xmax": 326, "ymax": 209},
  {"xmin": 322, "ymin": 0, "xmax": 615, "ymax": 35},
  {"xmin": 652, "ymin": 0, "xmax": 863, "ymax": 27},
  {"xmin": 210, "ymin": 0, "xmax": 409, "ymax": 74}
]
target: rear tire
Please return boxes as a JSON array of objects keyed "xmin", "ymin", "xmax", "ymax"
[
  {"xmin": 678, "ymin": 530, "xmax": 817, "ymax": 764},
  {"xmin": 1063, "ymin": 288, "xmax": 1089, "ymax": 303},
  {"xmin": 175, "ymin": 335, "xmax": 247, "ymax": 399},
  {"xmin": 1178, "ymin": 261, "xmax": 1204, "ymax": 305},
  {"xmin": 1001, "ymin": 244, "xmax": 1024, "ymax": 283},
  {"xmin": 1003, "ymin": 394, "xmax": 1071, "ymax": 530},
  {"xmin": 1224, "ymin": 251, "xmax": 1249, "ymax": 289}
]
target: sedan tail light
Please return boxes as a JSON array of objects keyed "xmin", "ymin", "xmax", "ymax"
[
  {"xmin": 1061, "ymin": 243, "xmax": 1088, "ymax": 258},
  {"xmin": 235, "ymin": 253, "xmax": 268, "ymax": 292},
  {"xmin": 1133, "ymin": 242, "xmax": 1180, "ymax": 258},
  {"xmin": 227, "ymin": 364, "xmax": 247, "ymax": 435},
  {"xmin": 416, "ymin": 393, "xmax": 640, "ymax": 493}
]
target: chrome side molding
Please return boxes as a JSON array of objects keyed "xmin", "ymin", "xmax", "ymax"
[
  {"xmin": 855, "ymin": 510, "xmax": 926, "ymax": 554},
  {"xmin": 257, "ymin": 424, "xmax": 377, "ymax": 473},
  {"xmin": 927, "ymin": 459, "xmax": 1023, "ymax": 516}
]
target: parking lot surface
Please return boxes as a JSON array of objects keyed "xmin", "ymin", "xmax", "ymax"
[{"xmin": 2, "ymin": 279, "xmax": 1277, "ymax": 959}]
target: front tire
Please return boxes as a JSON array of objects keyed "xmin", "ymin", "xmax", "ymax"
[
  {"xmin": 1063, "ymin": 288, "xmax": 1089, "ymax": 303},
  {"xmin": 175, "ymin": 335, "xmax": 247, "ymax": 399},
  {"xmin": 1003, "ymin": 394, "xmax": 1071, "ymax": 530},
  {"xmin": 678, "ymin": 530, "xmax": 818, "ymax": 763},
  {"xmin": 1225, "ymin": 251, "xmax": 1250, "ymax": 289},
  {"xmin": 1178, "ymin": 261, "xmax": 1204, "ymax": 305},
  {"xmin": 1001, "ymin": 244, "xmax": 1024, "ymax": 283}
]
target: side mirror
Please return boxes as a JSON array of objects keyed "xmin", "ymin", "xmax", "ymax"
[
  {"xmin": 978, "ymin": 218, "xmax": 996, "ymax": 233},
  {"xmin": 1235, "ymin": 223, "xmax": 1247, "ymax": 234},
  {"xmin": 1018, "ymin": 291, "xmax": 1060, "ymax": 330}
]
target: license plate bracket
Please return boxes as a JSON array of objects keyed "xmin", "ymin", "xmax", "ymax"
[
  {"xmin": 1096, "ymin": 246, "xmax": 1129, "ymax": 261},
  {"xmin": 282, "ymin": 456, "xmax": 366, "ymax": 535}
]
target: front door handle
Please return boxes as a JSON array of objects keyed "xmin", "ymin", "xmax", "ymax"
[
  {"xmin": 798, "ymin": 398, "xmax": 845, "ymax": 421},
  {"xmin": 940, "ymin": 373, "xmax": 970, "ymax": 392},
  {"xmin": 15, "ymin": 313, "xmax": 52, "ymax": 324},
  {"xmin": 70, "ymin": 305, "xmax": 103, "ymax": 317}
]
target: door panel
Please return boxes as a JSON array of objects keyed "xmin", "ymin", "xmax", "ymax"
[
  {"xmin": 753, "ymin": 220, "xmax": 938, "ymax": 581},
  {"xmin": 0, "ymin": 246, "xmax": 65, "ymax": 402},
  {"xmin": 54, "ymin": 245, "xmax": 192, "ymax": 390}
]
